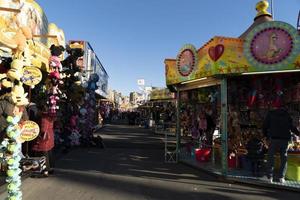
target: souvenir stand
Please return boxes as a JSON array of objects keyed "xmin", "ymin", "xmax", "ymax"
[
  {"xmin": 0, "ymin": 0, "xmax": 88, "ymax": 199},
  {"xmin": 0, "ymin": 1, "xmax": 62, "ymax": 199},
  {"xmin": 164, "ymin": 1, "xmax": 300, "ymax": 188},
  {"xmin": 137, "ymin": 102, "xmax": 153, "ymax": 128},
  {"xmin": 149, "ymin": 88, "xmax": 176, "ymax": 135}
]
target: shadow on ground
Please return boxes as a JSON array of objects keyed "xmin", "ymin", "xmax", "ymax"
[{"xmin": 52, "ymin": 124, "xmax": 299, "ymax": 200}]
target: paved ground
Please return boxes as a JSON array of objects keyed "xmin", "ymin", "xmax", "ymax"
[{"xmin": 0, "ymin": 124, "xmax": 299, "ymax": 200}]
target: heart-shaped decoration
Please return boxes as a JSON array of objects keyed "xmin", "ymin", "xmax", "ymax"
[{"xmin": 208, "ymin": 44, "xmax": 224, "ymax": 61}]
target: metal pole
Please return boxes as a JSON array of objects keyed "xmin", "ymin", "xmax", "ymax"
[
  {"xmin": 176, "ymin": 89, "xmax": 180, "ymax": 162},
  {"xmin": 26, "ymin": 87, "xmax": 32, "ymax": 157},
  {"xmin": 221, "ymin": 78, "xmax": 228, "ymax": 176},
  {"xmin": 270, "ymin": 0, "xmax": 274, "ymax": 19},
  {"xmin": 297, "ymin": 10, "xmax": 300, "ymax": 31}
]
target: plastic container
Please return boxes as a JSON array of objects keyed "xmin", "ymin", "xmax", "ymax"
[
  {"xmin": 286, "ymin": 164, "xmax": 300, "ymax": 181},
  {"xmin": 195, "ymin": 148, "xmax": 211, "ymax": 162},
  {"xmin": 228, "ymin": 155, "xmax": 237, "ymax": 168}
]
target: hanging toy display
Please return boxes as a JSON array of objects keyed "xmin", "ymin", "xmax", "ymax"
[
  {"xmin": 49, "ymin": 45, "xmax": 65, "ymax": 73},
  {"xmin": 272, "ymin": 78, "xmax": 284, "ymax": 108},
  {"xmin": 247, "ymin": 78, "xmax": 259, "ymax": 108},
  {"xmin": 47, "ymin": 70, "xmax": 63, "ymax": 117},
  {"xmin": 0, "ymin": 115, "xmax": 23, "ymax": 200}
]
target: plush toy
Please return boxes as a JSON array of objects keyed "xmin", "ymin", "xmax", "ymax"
[
  {"xmin": 0, "ymin": 73, "xmax": 13, "ymax": 89},
  {"xmin": 0, "ymin": 57, "xmax": 12, "ymax": 73},
  {"xmin": 69, "ymin": 129, "xmax": 81, "ymax": 146},
  {"xmin": 61, "ymin": 45, "xmax": 84, "ymax": 74},
  {"xmin": 50, "ymin": 45, "xmax": 65, "ymax": 58},
  {"xmin": 0, "ymin": 26, "xmax": 31, "ymax": 60},
  {"xmin": 11, "ymin": 83, "xmax": 29, "ymax": 106},
  {"xmin": 49, "ymin": 70, "xmax": 60, "ymax": 81},
  {"xmin": 6, "ymin": 59, "xmax": 24, "ymax": 85},
  {"xmin": 87, "ymin": 74, "xmax": 99, "ymax": 91},
  {"xmin": 49, "ymin": 45, "xmax": 65, "ymax": 72},
  {"xmin": 48, "ymin": 72, "xmax": 61, "ymax": 92},
  {"xmin": 47, "ymin": 70, "xmax": 63, "ymax": 116},
  {"xmin": 272, "ymin": 78, "xmax": 284, "ymax": 108},
  {"xmin": 48, "ymin": 95, "xmax": 59, "ymax": 115},
  {"xmin": 10, "ymin": 1, "xmax": 33, "ymax": 59},
  {"xmin": 10, "ymin": 25, "xmax": 32, "ymax": 60}
]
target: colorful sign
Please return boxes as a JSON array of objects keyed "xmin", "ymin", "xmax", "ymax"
[
  {"xmin": 176, "ymin": 44, "xmax": 198, "ymax": 77},
  {"xmin": 165, "ymin": 21, "xmax": 300, "ymax": 86},
  {"xmin": 150, "ymin": 88, "xmax": 175, "ymax": 100},
  {"xmin": 20, "ymin": 120, "xmax": 40, "ymax": 142},
  {"xmin": 22, "ymin": 66, "xmax": 42, "ymax": 86},
  {"xmin": 244, "ymin": 21, "xmax": 300, "ymax": 71},
  {"xmin": 165, "ymin": 37, "xmax": 246, "ymax": 85},
  {"xmin": 165, "ymin": 44, "xmax": 199, "ymax": 85}
]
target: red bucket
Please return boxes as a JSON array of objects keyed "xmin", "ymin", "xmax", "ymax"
[
  {"xmin": 195, "ymin": 148, "xmax": 211, "ymax": 162},
  {"xmin": 228, "ymin": 155, "xmax": 237, "ymax": 168}
]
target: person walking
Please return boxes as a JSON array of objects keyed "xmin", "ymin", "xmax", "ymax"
[{"xmin": 262, "ymin": 104, "xmax": 299, "ymax": 183}]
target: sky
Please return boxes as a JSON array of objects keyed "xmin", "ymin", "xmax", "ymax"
[{"xmin": 37, "ymin": 0, "xmax": 300, "ymax": 96}]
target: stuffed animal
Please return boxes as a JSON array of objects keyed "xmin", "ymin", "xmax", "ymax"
[
  {"xmin": 49, "ymin": 45, "xmax": 65, "ymax": 72},
  {"xmin": 47, "ymin": 71, "xmax": 62, "ymax": 116},
  {"xmin": 0, "ymin": 73, "xmax": 13, "ymax": 89},
  {"xmin": 6, "ymin": 59, "xmax": 24, "ymax": 85},
  {"xmin": 87, "ymin": 74, "xmax": 99, "ymax": 91},
  {"xmin": 0, "ymin": 56, "xmax": 12, "ymax": 74},
  {"xmin": 49, "ymin": 71, "xmax": 60, "ymax": 83},
  {"xmin": 272, "ymin": 78, "xmax": 284, "ymax": 108},
  {"xmin": 10, "ymin": 83, "xmax": 29, "ymax": 106},
  {"xmin": 13, "ymin": 29, "xmax": 29, "ymax": 58},
  {"xmin": 50, "ymin": 45, "xmax": 65, "ymax": 58},
  {"xmin": 61, "ymin": 45, "xmax": 84, "ymax": 74},
  {"xmin": 69, "ymin": 129, "xmax": 81, "ymax": 146},
  {"xmin": 48, "ymin": 95, "xmax": 59, "ymax": 115}
]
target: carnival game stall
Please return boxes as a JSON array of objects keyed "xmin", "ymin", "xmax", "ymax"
[
  {"xmin": 137, "ymin": 102, "xmax": 153, "ymax": 128},
  {"xmin": 149, "ymin": 88, "xmax": 176, "ymax": 135},
  {"xmin": 164, "ymin": 1, "xmax": 300, "ymax": 188}
]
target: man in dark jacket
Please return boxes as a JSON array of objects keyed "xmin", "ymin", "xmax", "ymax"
[{"xmin": 262, "ymin": 106, "xmax": 299, "ymax": 183}]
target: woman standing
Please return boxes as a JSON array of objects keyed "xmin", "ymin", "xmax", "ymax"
[{"xmin": 31, "ymin": 106, "xmax": 55, "ymax": 176}]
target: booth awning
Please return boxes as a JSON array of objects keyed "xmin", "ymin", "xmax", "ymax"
[{"xmin": 165, "ymin": 21, "xmax": 300, "ymax": 86}]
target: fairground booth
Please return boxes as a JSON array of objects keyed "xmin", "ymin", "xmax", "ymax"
[
  {"xmin": 164, "ymin": 1, "xmax": 300, "ymax": 189},
  {"xmin": 149, "ymin": 88, "xmax": 176, "ymax": 135},
  {"xmin": 0, "ymin": 2, "xmax": 106, "ymax": 198}
]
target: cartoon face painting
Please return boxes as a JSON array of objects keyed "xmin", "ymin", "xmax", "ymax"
[
  {"xmin": 250, "ymin": 28, "xmax": 293, "ymax": 65},
  {"xmin": 177, "ymin": 49, "xmax": 195, "ymax": 76}
]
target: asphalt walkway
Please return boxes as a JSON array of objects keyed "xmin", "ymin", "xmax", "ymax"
[{"xmin": 0, "ymin": 124, "xmax": 299, "ymax": 200}]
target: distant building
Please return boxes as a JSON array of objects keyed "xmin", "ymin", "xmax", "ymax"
[{"xmin": 130, "ymin": 92, "xmax": 143, "ymax": 105}]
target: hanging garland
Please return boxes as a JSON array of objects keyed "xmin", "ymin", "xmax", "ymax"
[{"xmin": 0, "ymin": 116, "xmax": 22, "ymax": 200}]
